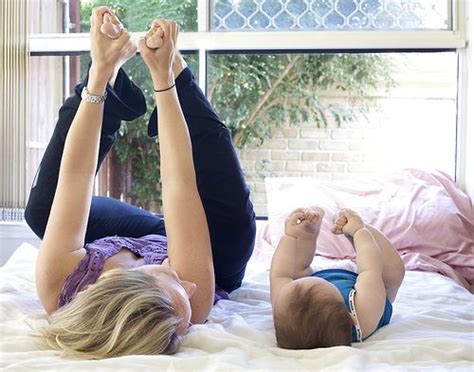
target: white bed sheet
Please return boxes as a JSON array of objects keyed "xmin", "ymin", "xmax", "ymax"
[{"xmin": 1, "ymin": 224, "xmax": 473, "ymax": 371}]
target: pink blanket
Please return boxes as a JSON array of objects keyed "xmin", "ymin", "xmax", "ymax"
[{"xmin": 266, "ymin": 169, "xmax": 474, "ymax": 289}]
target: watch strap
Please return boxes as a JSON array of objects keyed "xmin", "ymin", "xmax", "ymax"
[{"xmin": 81, "ymin": 86, "xmax": 107, "ymax": 104}]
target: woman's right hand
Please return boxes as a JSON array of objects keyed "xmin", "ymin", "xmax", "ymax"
[
  {"xmin": 138, "ymin": 19, "xmax": 179, "ymax": 89},
  {"xmin": 89, "ymin": 7, "xmax": 132, "ymax": 83}
]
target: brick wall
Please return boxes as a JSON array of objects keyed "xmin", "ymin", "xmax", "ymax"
[
  {"xmin": 237, "ymin": 53, "xmax": 458, "ymax": 216},
  {"xmin": 237, "ymin": 116, "xmax": 375, "ymax": 215}
]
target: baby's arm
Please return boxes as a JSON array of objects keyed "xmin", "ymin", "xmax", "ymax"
[
  {"xmin": 270, "ymin": 208, "xmax": 323, "ymax": 305},
  {"xmin": 335, "ymin": 209, "xmax": 386, "ymax": 338}
]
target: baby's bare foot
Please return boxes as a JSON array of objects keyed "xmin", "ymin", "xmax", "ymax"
[
  {"xmin": 308, "ymin": 207, "xmax": 325, "ymax": 221},
  {"xmin": 302, "ymin": 207, "xmax": 324, "ymax": 235},
  {"xmin": 331, "ymin": 214, "xmax": 347, "ymax": 235},
  {"xmin": 145, "ymin": 21, "xmax": 164, "ymax": 49},
  {"xmin": 100, "ymin": 11, "xmax": 123, "ymax": 39},
  {"xmin": 331, "ymin": 213, "xmax": 355, "ymax": 248}
]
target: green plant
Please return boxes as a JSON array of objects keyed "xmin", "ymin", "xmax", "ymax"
[
  {"xmin": 80, "ymin": 1, "xmax": 395, "ymax": 211},
  {"xmin": 208, "ymin": 53, "xmax": 395, "ymax": 147}
]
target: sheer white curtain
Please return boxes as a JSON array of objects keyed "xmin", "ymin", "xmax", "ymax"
[{"xmin": 1, "ymin": 0, "xmax": 29, "ymax": 220}]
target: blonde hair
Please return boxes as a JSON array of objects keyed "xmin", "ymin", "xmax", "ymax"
[
  {"xmin": 38, "ymin": 269, "xmax": 184, "ymax": 359},
  {"xmin": 274, "ymin": 283, "xmax": 352, "ymax": 349}
]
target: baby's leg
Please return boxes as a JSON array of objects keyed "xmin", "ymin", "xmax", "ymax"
[
  {"xmin": 332, "ymin": 215, "xmax": 404, "ymax": 302},
  {"xmin": 365, "ymin": 225, "xmax": 405, "ymax": 303}
]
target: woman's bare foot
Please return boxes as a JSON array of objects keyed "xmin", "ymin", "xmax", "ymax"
[
  {"xmin": 100, "ymin": 11, "xmax": 123, "ymax": 39},
  {"xmin": 143, "ymin": 20, "xmax": 187, "ymax": 81},
  {"xmin": 99, "ymin": 11, "xmax": 136, "ymax": 87},
  {"xmin": 108, "ymin": 38, "xmax": 137, "ymax": 87},
  {"xmin": 145, "ymin": 20, "xmax": 164, "ymax": 49},
  {"xmin": 145, "ymin": 20, "xmax": 187, "ymax": 78},
  {"xmin": 172, "ymin": 51, "xmax": 188, "ymax": 78}
]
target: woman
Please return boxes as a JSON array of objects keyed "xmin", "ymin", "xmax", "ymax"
[{"xmin": 25, "ymin": 7, "xmax": 255, "ymax": 358}]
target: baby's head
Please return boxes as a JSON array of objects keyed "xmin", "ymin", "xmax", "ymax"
[{"xmin": 273, "ymin": 277, "xmax": 352, "ymax": 349}]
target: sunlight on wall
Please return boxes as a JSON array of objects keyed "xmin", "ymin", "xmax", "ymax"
[{"xmin": 366, "ymin": 53, "xmax": 457, "ymax": 176}]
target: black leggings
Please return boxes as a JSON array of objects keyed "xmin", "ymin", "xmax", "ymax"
[{"xmin": 24, "ymin": 67, "xmax": 256, "ymax": 292}]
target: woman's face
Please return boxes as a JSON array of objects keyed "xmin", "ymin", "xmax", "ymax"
[{"xmin": 133, "ymin": 264, "xmax": 196, "ymax": 333}]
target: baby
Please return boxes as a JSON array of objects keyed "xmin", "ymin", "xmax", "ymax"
[{"xmin": 270, "ymin": 207, "xmax": 405, "ymax": 348}]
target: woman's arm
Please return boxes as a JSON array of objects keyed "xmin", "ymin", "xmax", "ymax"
[
  {"xmin": 36, "ymin": 7, "xmax": 133, "ymax": 313},
  {"xmin": 138, "ymin": 20, "xmax": 214, "ymax": 324}
]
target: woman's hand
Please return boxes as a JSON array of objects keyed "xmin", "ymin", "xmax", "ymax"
[
  {"xmin": 89, "ymin": 7, "xmax": 133, "ymax": 86},
  {"xmin": 331, "ymin": 208, "xmax": 365, "ymax": 237},
  {"xmin": 285, "ymin": 207, "xmax": 324, "ymax": 240},
  {"xmin": 138, "ymin": 19, "xmax": 179, "ymax": 89}
]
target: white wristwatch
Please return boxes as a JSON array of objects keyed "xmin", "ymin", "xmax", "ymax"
[{"xmin": 81, "ymin": 86, "xmax": 107, "ymax": 104}]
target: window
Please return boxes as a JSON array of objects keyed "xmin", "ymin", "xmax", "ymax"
[
  {"xmin": 10, "ymin": 0, "xmax": 465, "ymax": 219},
  {"xmin": 207, "ymin": 51, "xmax": 458, "ymax": 213},
  {"xmin": 212, "ymin": 0, "xmax": 451, "ymax": 30}
]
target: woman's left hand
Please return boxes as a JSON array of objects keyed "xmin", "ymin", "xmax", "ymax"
[{"xmin": 138, "ymin": 19, "xmax": 179, "ymax": 89}]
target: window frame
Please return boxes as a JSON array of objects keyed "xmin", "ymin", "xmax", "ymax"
[
  {"xmin": 29, "ymin": 0, "xmax": 467, "ymax": 87},
  {"xmin": 27, "ymin": 0, "xmax": 468, "ymax": 183}
]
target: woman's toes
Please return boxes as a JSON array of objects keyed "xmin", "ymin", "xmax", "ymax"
[
  {"xmin": 100, "ymin": 12, "xmax": 123, "ymax": 39},
  {"xmin": 146, "ymin": 22, "xmax": 164, "ymax": 49}
]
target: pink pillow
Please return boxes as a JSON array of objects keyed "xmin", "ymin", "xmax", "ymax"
[{"xmin": 265, "ymin": 169, "xmax": 474, "ymax": 289}]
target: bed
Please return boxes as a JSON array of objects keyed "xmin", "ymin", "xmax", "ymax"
[{"xmin": 1, "ymin": 169, "xmax": 473, "ymax": 370}]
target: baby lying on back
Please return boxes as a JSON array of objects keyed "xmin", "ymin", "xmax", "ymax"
[{"xmin": 270, "ymin": 207, "xmax": 405, "ymax": 348}]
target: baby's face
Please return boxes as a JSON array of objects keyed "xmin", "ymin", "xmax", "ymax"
[{"xmin": 274, "ymin": 276, "xmax": 345, "ymax": 317}]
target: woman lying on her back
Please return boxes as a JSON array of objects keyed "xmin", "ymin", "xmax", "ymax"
[{"xmin": 25, "ymin": 7, "xmax": 255, "ymax": 358}]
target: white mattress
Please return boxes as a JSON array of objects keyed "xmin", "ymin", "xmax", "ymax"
[{"xmin": 1, "ymin": 225, "xmax": 473, "ymax": 370}]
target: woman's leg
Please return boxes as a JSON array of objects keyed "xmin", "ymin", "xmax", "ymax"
[
  {"xmin": 25, "ymin": 67, "xmax": 166, "ymax": 243},
  {"xmin": 148, "ymin": 56, "xmax": 256, "ymax": 292}
]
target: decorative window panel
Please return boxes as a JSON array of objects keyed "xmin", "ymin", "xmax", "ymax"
[{"xmin": 212, "ymin": 0, "xmax": 450, "ymax": 31}]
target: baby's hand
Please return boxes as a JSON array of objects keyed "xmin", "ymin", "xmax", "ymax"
[
  {"xmin": 331, "ymin": 208, "xmax": 364, "ymax": 237},
  {"xmin": 285, "ymin": 207, "xmax": 324, "ymax": 240}
]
